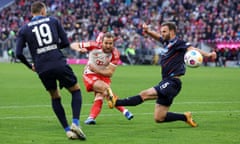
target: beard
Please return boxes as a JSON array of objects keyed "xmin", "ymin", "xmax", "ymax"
[{"xmin": 163, "ymin": 33, "xmax": 171, "ymax": 41}]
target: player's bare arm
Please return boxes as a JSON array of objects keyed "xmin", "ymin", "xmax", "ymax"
[
  {"xmin": 142, "ymin": 23, "xmax": 161, "ymax": 41},
  {"xmin": 89, "ymin": 63, "xmax": 116, "ymax": 77},
  {"xmin": 70, "ymin": 42, "xmax": 88, "ymax": 53},
  {"xmin": 187, "ymin": 46, "xmax": 217, "ymax": 60}
]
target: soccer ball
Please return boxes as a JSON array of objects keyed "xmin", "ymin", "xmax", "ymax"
[{"xmin": 184, "ymin": 50, "xmax": 203, "ymax": 68}]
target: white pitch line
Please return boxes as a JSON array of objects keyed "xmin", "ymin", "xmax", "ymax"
[
  {"xmin": 0, "ymin": 103, "xmax": 92, "ymax": 109},
  {"xmin": 0, "ymin": 110, "xmax": 240, "ymax": 120},
  {"xmin": 174, "ymin": 101, "xmax": 240, "ymax": 104},
  {"xmin": 0, "ymin": 101, "xmax": 239, "ymax": 109}
]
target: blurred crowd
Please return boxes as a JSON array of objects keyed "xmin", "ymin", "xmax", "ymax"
[{"xmin": 1, "ymin": 0, "xmax": 240, "ymax": 65}]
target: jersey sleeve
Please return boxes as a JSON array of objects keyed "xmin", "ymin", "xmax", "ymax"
[
  {"xmin": 110, "ymin": 47, "xmax": 120, "ymax": 65},
  {"xmin": 16, "ymin": 27, "xmax": 32, "ymax": 69},
  {"xmin": 53, "ymin": 17, "xmax": 70, "ymax": 49},
  {"xmin": 176, "ymin": 40, "xmax": 191, "ymax": 51},
  {"xmin": 16, "ymin": 27, "xmax": 26, "ymax": 56}
]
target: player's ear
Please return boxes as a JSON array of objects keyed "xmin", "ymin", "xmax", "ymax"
[
  {"xmin": 41, "ymin": 7, "xmax": 47, "ymax": 16},
  {"xmin": 170, "ymin": 30, "xmax": 175, "ymax": 36}
]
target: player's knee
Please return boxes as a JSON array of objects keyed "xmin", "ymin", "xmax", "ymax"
[
  {"xmin": 154, "ymin": 112, "xmax": 166, "ymax": 123},
  {"xmin": 49, "ymin": 90, "xmax": 61, "ymax": 99},
  {"xmin": 94, "ymin": 94, "xmax": 104, "ymax": 101},
  {"xmin": 93, "ymin": 81, "xmax": 109, "ymax": 93},
  {"xmin": 68, "ymin": 83, "xmax": 80, "ymax": 92},
  {"xmin": 139, "ymin": 91, "xmax": 147, "ymax": 100},
  {"xmin": 139, "ymin": 95, "xmax": 146, "ymax": 101},
  {"xmin": 154, "ymin": 116, "xmax": 165, "ymax": 123}
]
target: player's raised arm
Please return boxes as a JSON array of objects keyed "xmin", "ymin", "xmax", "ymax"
[
  {"xmin": 187, "ymin": 46, "xmax": 217, "ymax": 60},
  {"xmin": 142, "ymin": 23, "xmax": 161, "ymax": 41},
  {"xmin": 89, "ymin": 63, "xmax": 116, "ymax": 78}
]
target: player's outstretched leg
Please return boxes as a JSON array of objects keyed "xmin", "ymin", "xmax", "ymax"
[
  {"xmin": 184, "ymin": 112, "xmax": 198, "ymax": 127},
  {"xmin": 84, "ymin": 98, "xmax": 103, "ymax": 125}
]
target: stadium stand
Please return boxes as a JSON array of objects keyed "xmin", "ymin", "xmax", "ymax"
[{"xmin": 0, "ymin": 0, "xmax": 239, "ymax": 66}]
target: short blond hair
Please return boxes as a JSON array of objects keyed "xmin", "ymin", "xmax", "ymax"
[{"xmin": 31, "ymin": 1, "xmax": 46, "ymax": 14}]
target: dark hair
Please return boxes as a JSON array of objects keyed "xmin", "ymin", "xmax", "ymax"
[
  {"xmin": 161, "ymin": 21, "xmax": 177, "ymax": 33},
  {"xmin": 31, "ymin": 1, "xmax": 46, "ymax": 14}
]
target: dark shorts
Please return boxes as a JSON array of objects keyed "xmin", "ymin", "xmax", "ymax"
[
  {"xmin": 39, "ymin": 65, "xmax": 78, "ymax": 90},
  {"xmin": 154, "ymin": 77, "xmax": 182, "ymax": 106}
]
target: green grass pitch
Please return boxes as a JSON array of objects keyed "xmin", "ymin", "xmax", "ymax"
[{"xmin": 0, "ymin": 63, "xmax": 239, "ymax": 144}]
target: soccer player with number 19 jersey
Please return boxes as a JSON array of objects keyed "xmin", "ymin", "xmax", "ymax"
[{"xmin": 15, "ymin": 1, "xmax": 86, "ymax": 140}]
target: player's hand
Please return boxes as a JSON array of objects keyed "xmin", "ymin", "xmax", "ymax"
[
  {"xmin": 210, "ymin": 51, "xmax": 217, "ymax": 60},
  {"xmin": 70, "ymin": 42, "xmax": 87, "ymax": 53},
  {"xmin": 142, "ymin": 23, "xmax": 149, "ymax": 33},
  {"xmin": 78, "ymin": 48, "xmax": 87, "ymax": 53},
  {"xmin": 31, "ymin": 64, "xmax": 36, "ymax": 72},
  {"xmin": 88, "ymin": 64, "xmax": 97, "ymax": 73}
]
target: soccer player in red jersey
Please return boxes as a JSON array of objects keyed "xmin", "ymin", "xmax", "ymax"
[{"xmin": 71, "ymin": 32, "xmax": 134, "ymax": 124}]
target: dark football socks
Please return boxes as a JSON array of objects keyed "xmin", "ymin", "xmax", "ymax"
[
  {"xmin": 52, "ymin": 98, "xmax": 68, "ymax": 129},
  {"xmin": 71, "ymin": 90, "xmax": 82, "ymax": 121},
  {"xmin": 163, "ymin": 112, "xmax": 187, "ymax": 122},
  {"xmin": 115, "ymin": 95, "xmax": 143, "ymax": 106}
]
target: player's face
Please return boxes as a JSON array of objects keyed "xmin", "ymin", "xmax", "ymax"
[
  {"xmin": 160, "ymin": 26, "xmax": 171, "ymax": 41},
  {"xmin": 102, "ymin": 37, "xmax": 114, "ymax": 53}
]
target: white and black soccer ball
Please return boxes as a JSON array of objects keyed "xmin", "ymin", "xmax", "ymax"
[{"xmin": 184, "ymin": 50, "xmax": 203, "ymax": 68}]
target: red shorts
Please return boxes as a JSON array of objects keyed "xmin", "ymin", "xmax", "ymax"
[{"xmin": 83, "ymin": 73, "xmax": 111, "ymax": 92}]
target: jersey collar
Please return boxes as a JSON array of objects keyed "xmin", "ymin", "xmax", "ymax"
[{"xmin": 31, "ymin": 16, "xmax": 45, "ymax": 21}]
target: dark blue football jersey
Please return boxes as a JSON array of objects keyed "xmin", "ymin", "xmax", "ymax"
[
  {"xmin": 159, "ymin": 37, "xmax": 191, "ymax": 79},
  {"xmin": 16, "ymin": 16, "xmax": 70, "ymax": 74}
]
